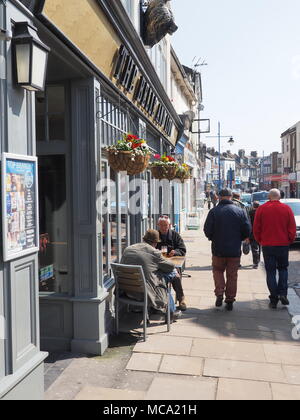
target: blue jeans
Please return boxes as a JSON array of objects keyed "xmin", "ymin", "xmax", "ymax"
[
  {"xmin": 162, "ymin": 270, "xmax": 178, "ymax": 313},
  {"xmin": 262, "ymin": 246, "xmax": 289, "ymax": 298}
]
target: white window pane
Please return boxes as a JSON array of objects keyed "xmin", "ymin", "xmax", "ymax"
[
  {"xmin": 31, "ymin": 44, "xmax": 47, "ymax": 89},
  {"xmin": 16, "ymin": 44, "xmax": 30, "ymax": 83}
]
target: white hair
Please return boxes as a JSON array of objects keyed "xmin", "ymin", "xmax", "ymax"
[
  {"xmin": 158, "ymin": 216, "xmax": 171, "ymax": 225},
  {"xmin": 269, "ymin": 189, "xmax": 281, "ymax": 201}
]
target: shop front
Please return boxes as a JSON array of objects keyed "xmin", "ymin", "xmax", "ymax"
[
  {"xmin": 0, "ymin": 0, "xmax": 182, "ymax": 400},
  {"xmin": 35, "ymin": 0, "xmax": 181, "ymax": 354}
]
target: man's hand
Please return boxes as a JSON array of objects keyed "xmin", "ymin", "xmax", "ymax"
[{"xmin": 168, "ymin": 250, "xmax": 176, "ymax": 257}]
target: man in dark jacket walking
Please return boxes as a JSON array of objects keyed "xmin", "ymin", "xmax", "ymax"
[
  {"xmin": 253, "ymin": 189, "xmax": 296, "ymax": 309},
  {"xmin": 204, "ymin": 188, "xmax": 251, "ymax": 310}
]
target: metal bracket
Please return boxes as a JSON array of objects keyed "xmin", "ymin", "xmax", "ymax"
[{"xmin": 0, "ymin": 28, "xmax": 12, "ymax": 41}]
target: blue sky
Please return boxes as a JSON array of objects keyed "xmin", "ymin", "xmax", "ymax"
[{"xmin": 171, "ymin": 0, "xmax": 300, "ymax": 156}]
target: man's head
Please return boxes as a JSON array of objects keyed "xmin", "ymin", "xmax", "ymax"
[
  {"xmin": 253, "ymin": 201, "xmax": 260, "ymax": 209},
  {"xmin": 268, "ymin": 188, "xmax": 281, "ymax": 201},
  {"xmin": 232, "ymin": 192, "xmax": 241, "ymax": 200},
  {"xmin": 218, "ymin": 188, "xmax": 232, "ymax": 201},
  {"xmin": 157, "ymin": 216, "xmax": 171, "ymax": 234},
  {"xmin": 143, "ymin": 229, "xmax": 161, "ymax": 248}
]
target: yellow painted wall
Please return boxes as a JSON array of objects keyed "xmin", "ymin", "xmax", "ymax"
[{"xmin": 43, "ymin": 0, "xmax": 121, "ymax": 79}]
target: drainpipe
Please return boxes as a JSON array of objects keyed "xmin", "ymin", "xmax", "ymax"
[{"xmin": 0, "ymin": 0, "xmax": 9, "ymax": 152}]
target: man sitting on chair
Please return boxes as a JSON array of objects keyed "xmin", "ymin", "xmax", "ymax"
[
  {"xmin": 121, "ymin": 229, "xmax": 181, "ymax": 321},
  {"xmin": 156, "ymin": 216, "xmax": 187, "ymax": 311}
]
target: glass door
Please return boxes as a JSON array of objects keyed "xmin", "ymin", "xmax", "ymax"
[{"xmin": 36, "ymin": 84, "xmax": 71, "ymax": 295}]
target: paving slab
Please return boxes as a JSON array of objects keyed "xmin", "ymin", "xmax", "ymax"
[
  {"xmin": 203, "ymin": 358, "xmax": 287, "ymax": 383},
  {"xmin": 74, "ymin": 386, "xmax": 146, "ymax": 400},
  {"xmin": 159, "ymin": 355, "xmax": 203, "ymax": 376},
  {"xmin": 271, "ymin": 383, "xmax": 300, "ymax": 400},
  {"xmin": 282, "ymin": 365, "xmax": 300, "ymax": 385},
  {"xmin": 133, "ymin": 335, "xmax": 193, "ymax": 356},
  {"xmin": 217, "ymin": 378, "xmax": 272, "ymax": 400},
  {"xmin": 126, "ymin": 353, "xmax": 162, "ymax": 372},
  {"xmin": 146, "ymin": 376, "xmax": 217, "ymax": 400},
  {"xmin": 191, "ymin": 338, "xmax": 266, "ymax": 363},
  {"xmin": 263, "ymin": 343, "xmax": 300, "ymax": 365}
]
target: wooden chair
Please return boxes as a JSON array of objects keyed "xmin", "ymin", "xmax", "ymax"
[{"xmin": 111, "ymin": 263, "xmax": 171, "ymax": 341}]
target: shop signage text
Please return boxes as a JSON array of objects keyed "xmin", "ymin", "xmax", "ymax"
[{"xmin": 114, "ymin": 45, "xmax": 173, "ymax": 137}]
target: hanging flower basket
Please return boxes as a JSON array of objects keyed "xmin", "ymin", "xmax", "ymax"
[
  {"xmin": 175, "ymin": 164, "xmax": 192, "ymax": 183},
  {"xmin": 148, "ymin": 154, "xmax": 179, "ymax": 181},
  {"xmin": 106, "ymin": 134, "xmax": 152, "ymax": 176}
]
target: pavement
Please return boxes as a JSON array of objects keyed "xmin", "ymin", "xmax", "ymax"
[{"xmin": 45, "ymin": 215, "xmax": 300, "ymax": 401}]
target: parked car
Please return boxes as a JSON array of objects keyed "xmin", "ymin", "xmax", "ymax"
[
  {"xmin": 241, "ymin": 193, "xmax": 252, "ymax": 208},
  {"xmin": 251, "ymin": 191, "xmax": 269, "ymax": 205},
  {"xmin": 281, "ymin": 199, "xmax": 300, "ymax": 242}
]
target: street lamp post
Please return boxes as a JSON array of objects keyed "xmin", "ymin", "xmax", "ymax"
[{"xmin": 207, "ymin": 121, "xmax": 234, "ymax": 191}]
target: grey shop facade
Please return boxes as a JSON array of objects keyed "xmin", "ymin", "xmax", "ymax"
[{"xmin": 0, "ymin": 0, "xmax": 182, "ymax": 400}]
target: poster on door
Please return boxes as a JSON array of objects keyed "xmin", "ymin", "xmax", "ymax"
[{"xmin": 2, "ymin": 153, "xmax": 39, "ymax": 261}]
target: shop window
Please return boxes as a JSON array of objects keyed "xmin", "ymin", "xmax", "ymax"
[
  {"xmin": 120, "ymin": 175, "xmax": 129, "ymax": 253},
  {"xmin": 36, "ymin": 85, "xmax": 66, "ymax": 142},
  {"xmin": 101, "ymin": 160, "xmax": 109, "ymax": 276},
  {"xmin": 110, "ymin": 169, "xmax": 118, "ymax": 263}
]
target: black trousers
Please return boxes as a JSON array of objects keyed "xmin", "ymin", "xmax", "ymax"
[
  {"xmin": 172, "ymin": 275, "xmax": 184, "ymax": 302},
  {"xmin": 250, "ymin": 239, "xmax": 261, "ymax": 265}
]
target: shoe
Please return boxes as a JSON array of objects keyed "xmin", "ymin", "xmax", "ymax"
[
  {"xmin": 165, "ymin": 309, "xmax": 182, "ymax": 324},
  {"xmin": 269, "ymin": 297, "xmax": 279, "ymax": 310},
  {"xmin": 225, "ymin": 302, "xmax": 234, "ymax": 311},
  {"xmin": 253, "ymin": 264, "xmax": 258, "ymax": 269},
  {"xmin": 215, "ymin": 296, "xmax": 223, "ymax": 307},
  {"xmin": 178, "ymin": 300, "xmax": 187, "ymax": 311},
  {"xmin": 279, "ymin": 296, "xmax": 289, "ymax": 306}
]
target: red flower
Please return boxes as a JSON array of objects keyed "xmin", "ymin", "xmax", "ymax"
[
  {"xmin": 167, "ymin": 156, "xmax": 175, "ymax": 162},
  {"xmin": 132, "ymin": 143, "xmax": 142, "ymax": 149},
  {"xmin": 154, "ymin": 154, "xmax": 161, "ymax": 159},
  {"xmin": 127, "ymin": 134, "xmax": 139, "ymax": 141}
]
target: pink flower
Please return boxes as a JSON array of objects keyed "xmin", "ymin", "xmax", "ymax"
[{"xmin": 154, "ymin": 154, "xmax": 161, "ymax": 159}]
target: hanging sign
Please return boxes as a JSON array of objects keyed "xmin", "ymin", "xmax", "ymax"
[{"xmin": 2, "ymin": 153, "xmax": 39, "ymax": 261}]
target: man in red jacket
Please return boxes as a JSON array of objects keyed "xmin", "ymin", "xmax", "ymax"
[{"xmin": 253, "ymin": 189, "xmax": 296, "ymax": 309}]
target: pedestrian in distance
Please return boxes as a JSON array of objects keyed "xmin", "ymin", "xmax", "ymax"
[
  {"xmin": 253, "ymin": 189, "xmax": 296, "ymax": 309},
  {"xmin": 248, "ymin": 201, "xmax": 261, "ymax": 269},
  {"xmin": 204, "ymin": 188, "xmax": 251, "ymax": 311},
  {"xmin": 210, "ymin": 190, "xmax": 218, "ymax": 208}
]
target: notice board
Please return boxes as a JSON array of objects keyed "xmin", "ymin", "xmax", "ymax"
[{"xmin": 2, "ymin": 153, "xmax": 39, "ymax": 261}]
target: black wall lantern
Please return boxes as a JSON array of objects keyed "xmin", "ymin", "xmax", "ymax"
[{"xmin": 12, "ymin": 22, "xmax": 50, "ymax": 92}]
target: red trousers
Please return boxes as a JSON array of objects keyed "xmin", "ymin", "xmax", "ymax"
[{"xmin": 212, "ymin": 256, "xmax": 241, "ymax": 303}]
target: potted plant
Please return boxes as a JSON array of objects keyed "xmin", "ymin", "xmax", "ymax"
[
  {"xmin": 106, "ymin": 134, "xmax": 152, "ymax": 176},
  {"xmin": 148, "ymin": 154, "xmax": 179, "ymax": 181},
  {"xmin": 175, "ymin": 163, "xmax": 192, "ymax": 183}
]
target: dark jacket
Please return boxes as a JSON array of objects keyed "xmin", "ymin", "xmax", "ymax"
[
  {"xmin": 121, "ymin": 243, "xmax": 175, "ymax": 310},
  {"xmin": 157, "ymin": 229, "xmax": 186, "ymax": 256},
  {"xmin": 204, "ymin": 200, "xmax": 251, "ymax": 258}
]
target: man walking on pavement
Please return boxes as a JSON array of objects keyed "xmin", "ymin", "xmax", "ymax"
[
  {"xmin": 249, "ymin": 201, "xmax": 261, "ymax": 269},
  {"xmin": 253, "ymin": 189, "xmax": 296, "ymax": 309},
  {"xmin": 204, "ymin": 188, "xmax": 251, "ymax": 311}
]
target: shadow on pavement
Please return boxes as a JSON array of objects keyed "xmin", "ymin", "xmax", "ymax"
[{"xmin": 117, "ymin": 300, "xmax": 296, "ymax": 345}]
